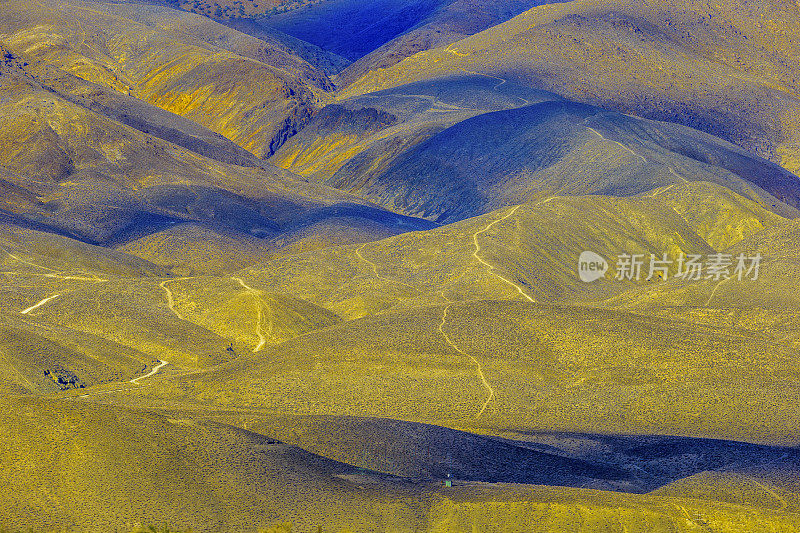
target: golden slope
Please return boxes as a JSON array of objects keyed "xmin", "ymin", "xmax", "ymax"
[
  {"xmin": 600, "ymin": 216, "xmax": 800, "ymax": 348},
  {"xmin": 4, "ymin": 396, "xmax": 800, "ymax": 531},
  {"xmin": 271, "ymin": 76, "xmax": 559, "ymax": 186},
  {"xmin": 221, "ymin": 182, "xmax": 787, "ymax": 319},
  {"xmin": 0, "ymin": 395, "xmax": 424, "ymax": 532},
  {"xmin": 0, "ymin": 0, "xmax": 322, "ymax": 157},
  {"xmin": 111, "ymin": 298, "xmax": 800, "ymax": 446},
  {"xmin": 94, "ymin": 187, "xmax": 799, "ymax": 445},
  {"xmin": 339, "ymin": 0, "xmax": 800, "ymax": 174},
  {"xmin": 0, "ymin": 222, "xmax": 341, "ymax": 370},
  {"xmin": 118, "ymin": 223, "xmax": 276, "ymax": 276},
  {"xmin": 0, "ymin": 55, "xmax": 429, "ymax": 248},
  {"xmin": 275, "ymin": 80, "xmax": 799, "ymax": 222}
]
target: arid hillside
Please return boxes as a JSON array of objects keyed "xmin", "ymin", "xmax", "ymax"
[
  {"xmin": 339, "ymin": 0, "xmax": 800, "ymax": 175},
  {"xmin": 1, "ymin": 0, "xmax": 800, "ymax": 530},
  {"xmin": 0, "ymin": 0, "xmax": 334, "ymax": 157}
]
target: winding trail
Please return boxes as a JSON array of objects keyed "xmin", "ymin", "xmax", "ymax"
[
  {"xmin": 77, "ymin": 359, "xmax": 171, "ymax": 398},
  {"xmin": 458, "ymin": 68, "xmax": 510, "ymax": 93},
  {"xmin": 584, "ymin": 126, "xmax": 648, "ymax": 164},
  {"xmin": 445, "ymin": 43, "xmax": 470, "ymax": 58},
  {"xmin": 359, "ymin": 92, "xmax": 467, "ymax": 111},
  {"xmin": 443, "ymin": 49, "xmax": 530, "ymax": 106},
  {"xmin": 648, "ymin": 183, "xmax": 677, "ymax": 198},
  {"xmin": 355, "ymin": 244, "xmax": 422, "ymax": 294},
  {"xmin": 20, "ymin": 294, "xmax": 60, "ymax": 315},
  {"xmin": 438, "ymin": 304, "xmax": 495, "ymax": 418},
  {"xmin": 43, "ymin": 273, "xmax": 107, "ymax": 282},
  {"xmin": 355, "ymin": 197, "xmax": 550, "ymax": 305},
  {"xmin": 1, "ymin": 245, "xmax": 107, "ymax": 282},
  {"xmin": 130, "ymin": 360, "xmax": 169, "ymax": 384},
  {"xmin": 752, "ymin": 479, "xmax": 789, "ymax": 511},
  {"xmin": 232, "ymin": 277, "xmax": 270, "ymax": 353},
  {"xmin": 705, "ymin": 276, "xmax": 731, "ymax": 307},
  {"xmin": 160, "ymin": 279, "xmax": 184, "ymax": 321},
  {"xmin": 584, "ymin": 122, "xmax": 690, "ymax": 191},
  {"xmin": 472, "ymin": 205, "xmax": 536, "ymax": 303},
  {"xmin": 674, "ymin": 505, "xmax": 713, "ymax": 531},
  {"xmin": 667, "ymin": 166, "xmax": 689, "ymax": 184}
]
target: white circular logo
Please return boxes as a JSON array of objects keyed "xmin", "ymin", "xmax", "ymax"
[{"xmin": 578, "ymin": 251, "xmax": 609, "ymax": 282}]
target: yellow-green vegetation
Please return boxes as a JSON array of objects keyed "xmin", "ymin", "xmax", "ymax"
[
  {"xmin": 179, "ymin": 0, "xmax": 319, "ymax": 22},
  {"xmin": 425, "ymin": 487, "xmax": 800, "ymax": 532},
  {"xmin": 0, "ymin": 45, "xmax": 425, "ymax": 251},
  {"xmin": 600, "ymin": 216, "xmax": 800, "ymax": 349},
  {"xmin": 338, "ymin": 0, "xmax": 800, "ymax": 176},
  {"xmin": 3, "ymin": 0, "xmax": 800, "ymax": 530},
  {"xmin": 274, "ymin": 80, "xmax": 799, "ymax": 223},
  {"xmin": 2, "ymin": 171, "xmax": 799, "ymax": 529},
  {"xmin": 118, "ymin": 223, "xmax": 276, "ymax": 276},
  {"xmin": 271, "ymin": 77, "xmax": 558, "ymax": 188},
  {"xmin": 0, "ymin": 396, "xmax": 425, "ymax": 532},
  {"xmin": 0, "ymin": 221, "xmax": 341, "ymax": 378},
  {"xmin": 209, "ymin": 182, "xmax": 785, "ymax": 318},
  {"xmin": 3, "ymin": 396, "xmax": 800, "ymax": 531},
  {"xmin": 113, "ymin": 298, "xmax": 800, "ymax": 445},
  {"xmin": 0, "ymin": 0, "xmax": 329, "ymax": 157}
]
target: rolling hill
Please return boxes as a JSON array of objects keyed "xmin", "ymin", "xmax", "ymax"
[
  {"xmin": 276, "ymin": 84, "xmax": 800, "ymax": 223},
  {"xmin": 0, "ymin": 42, "xmax": 434, "ymax": 251},
  {"xmin": 599, "ymin": 216, "xmax": 800, "ymax": 348},
  {"xmin": 0, "ymin": 395, "xmax": 426, "ymax": 532},
  {"xmin": 338, "ymin": 0, "xmax": 800, "ymax": 176},
  {"xmin": 2, "ymin": 0, "xmax": 800, "ymax": 530},
  {"xmin": 258, "ymin": 0, "xmax": 448, "ymax": 61},
  {"xmin": 333, "ymin": 0, "xmax": 562, "ymax": 87},
  {"xmin": 97, "ymin": 1, "xmax": 350, "ymax": 82},
  {"xmin": 5, "ymin": 397, "xmax": 800, "ymax": 531},
  {"xmin": 111, "ymin": 297, "xmax": 800, "ymax": 446},
  {"xmin": 0, "ymin": 0, "xmax": 329, "ymax": 158},
  {"xmin": 182, "ymin": 182, "xmax": 789, "ymax": 319}
]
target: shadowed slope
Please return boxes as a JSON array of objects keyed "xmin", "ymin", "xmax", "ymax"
[
  {"xmin": 12, "ymin": 182, "xmax": 783, "ymax": 388},
  {"xmin": 215, "ymin": 182, "xmax": 788, "ymax": 319},
  {"xmin": 215, "ymin": 414, "xmax": 800, "ymax": 496},
  {"xmin": 259, "ymin": 0, "xmax": 446, "ymax": 61},
  {"xmin": 2, "ymin": 2, "xmax": 800, "ymax": 529},
  {"xmin": 275, "ymin": 75, "xmax": 799, "ymax": 222},
  {"xmin": 100, "ymin": 2, "xmax": 350, "ymax": 80},
  {"xmin": 0, "ymin": 50, "xmax": 435, "ymax": 249},
  {"xmin": 24, "ymin": 59, "xmax": 264, "ymax": 167},
  {"xmin": 0, "ymin": 223, "xmax": 168, "ymax": 278},
  {"xmin": 0, "ymin": 396, "xmax": 424, "ymax": 532},
  {"xmin": 241, "ymin": 416, "xmax": 628, "ymax": 488},
  {"xmin": 335, "ymin": 0, "xmax": 564, "ymax": 87},
  {"xmin": 4, "ymin": 396, "xmax": 800, "ymax": 531},
  {"xmin": 313, "ymin": 98, "xmax": 799, "ymax": 222},
  {"xmin": 112, "ymin": 298, "xmax": 800, "ymax": 445},
  {"xmin": 0, "ymin": 0, "xmax": 326, "ymax": 157},
  {"xmin": 272, "ymin": 76, "xmax": 561, "ymax": 186},
  {"xmin": 340, "ymin": 0, "xmax": 800, "ymax": 175}
]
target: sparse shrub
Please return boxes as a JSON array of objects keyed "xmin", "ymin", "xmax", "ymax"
[
  {"xmin": 129, "ymin": 526, "xmax": 194, "ymax": 533},
  {"xmin": 258, "ymin": 523, "xmax": 292, "ymax": 533}
]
